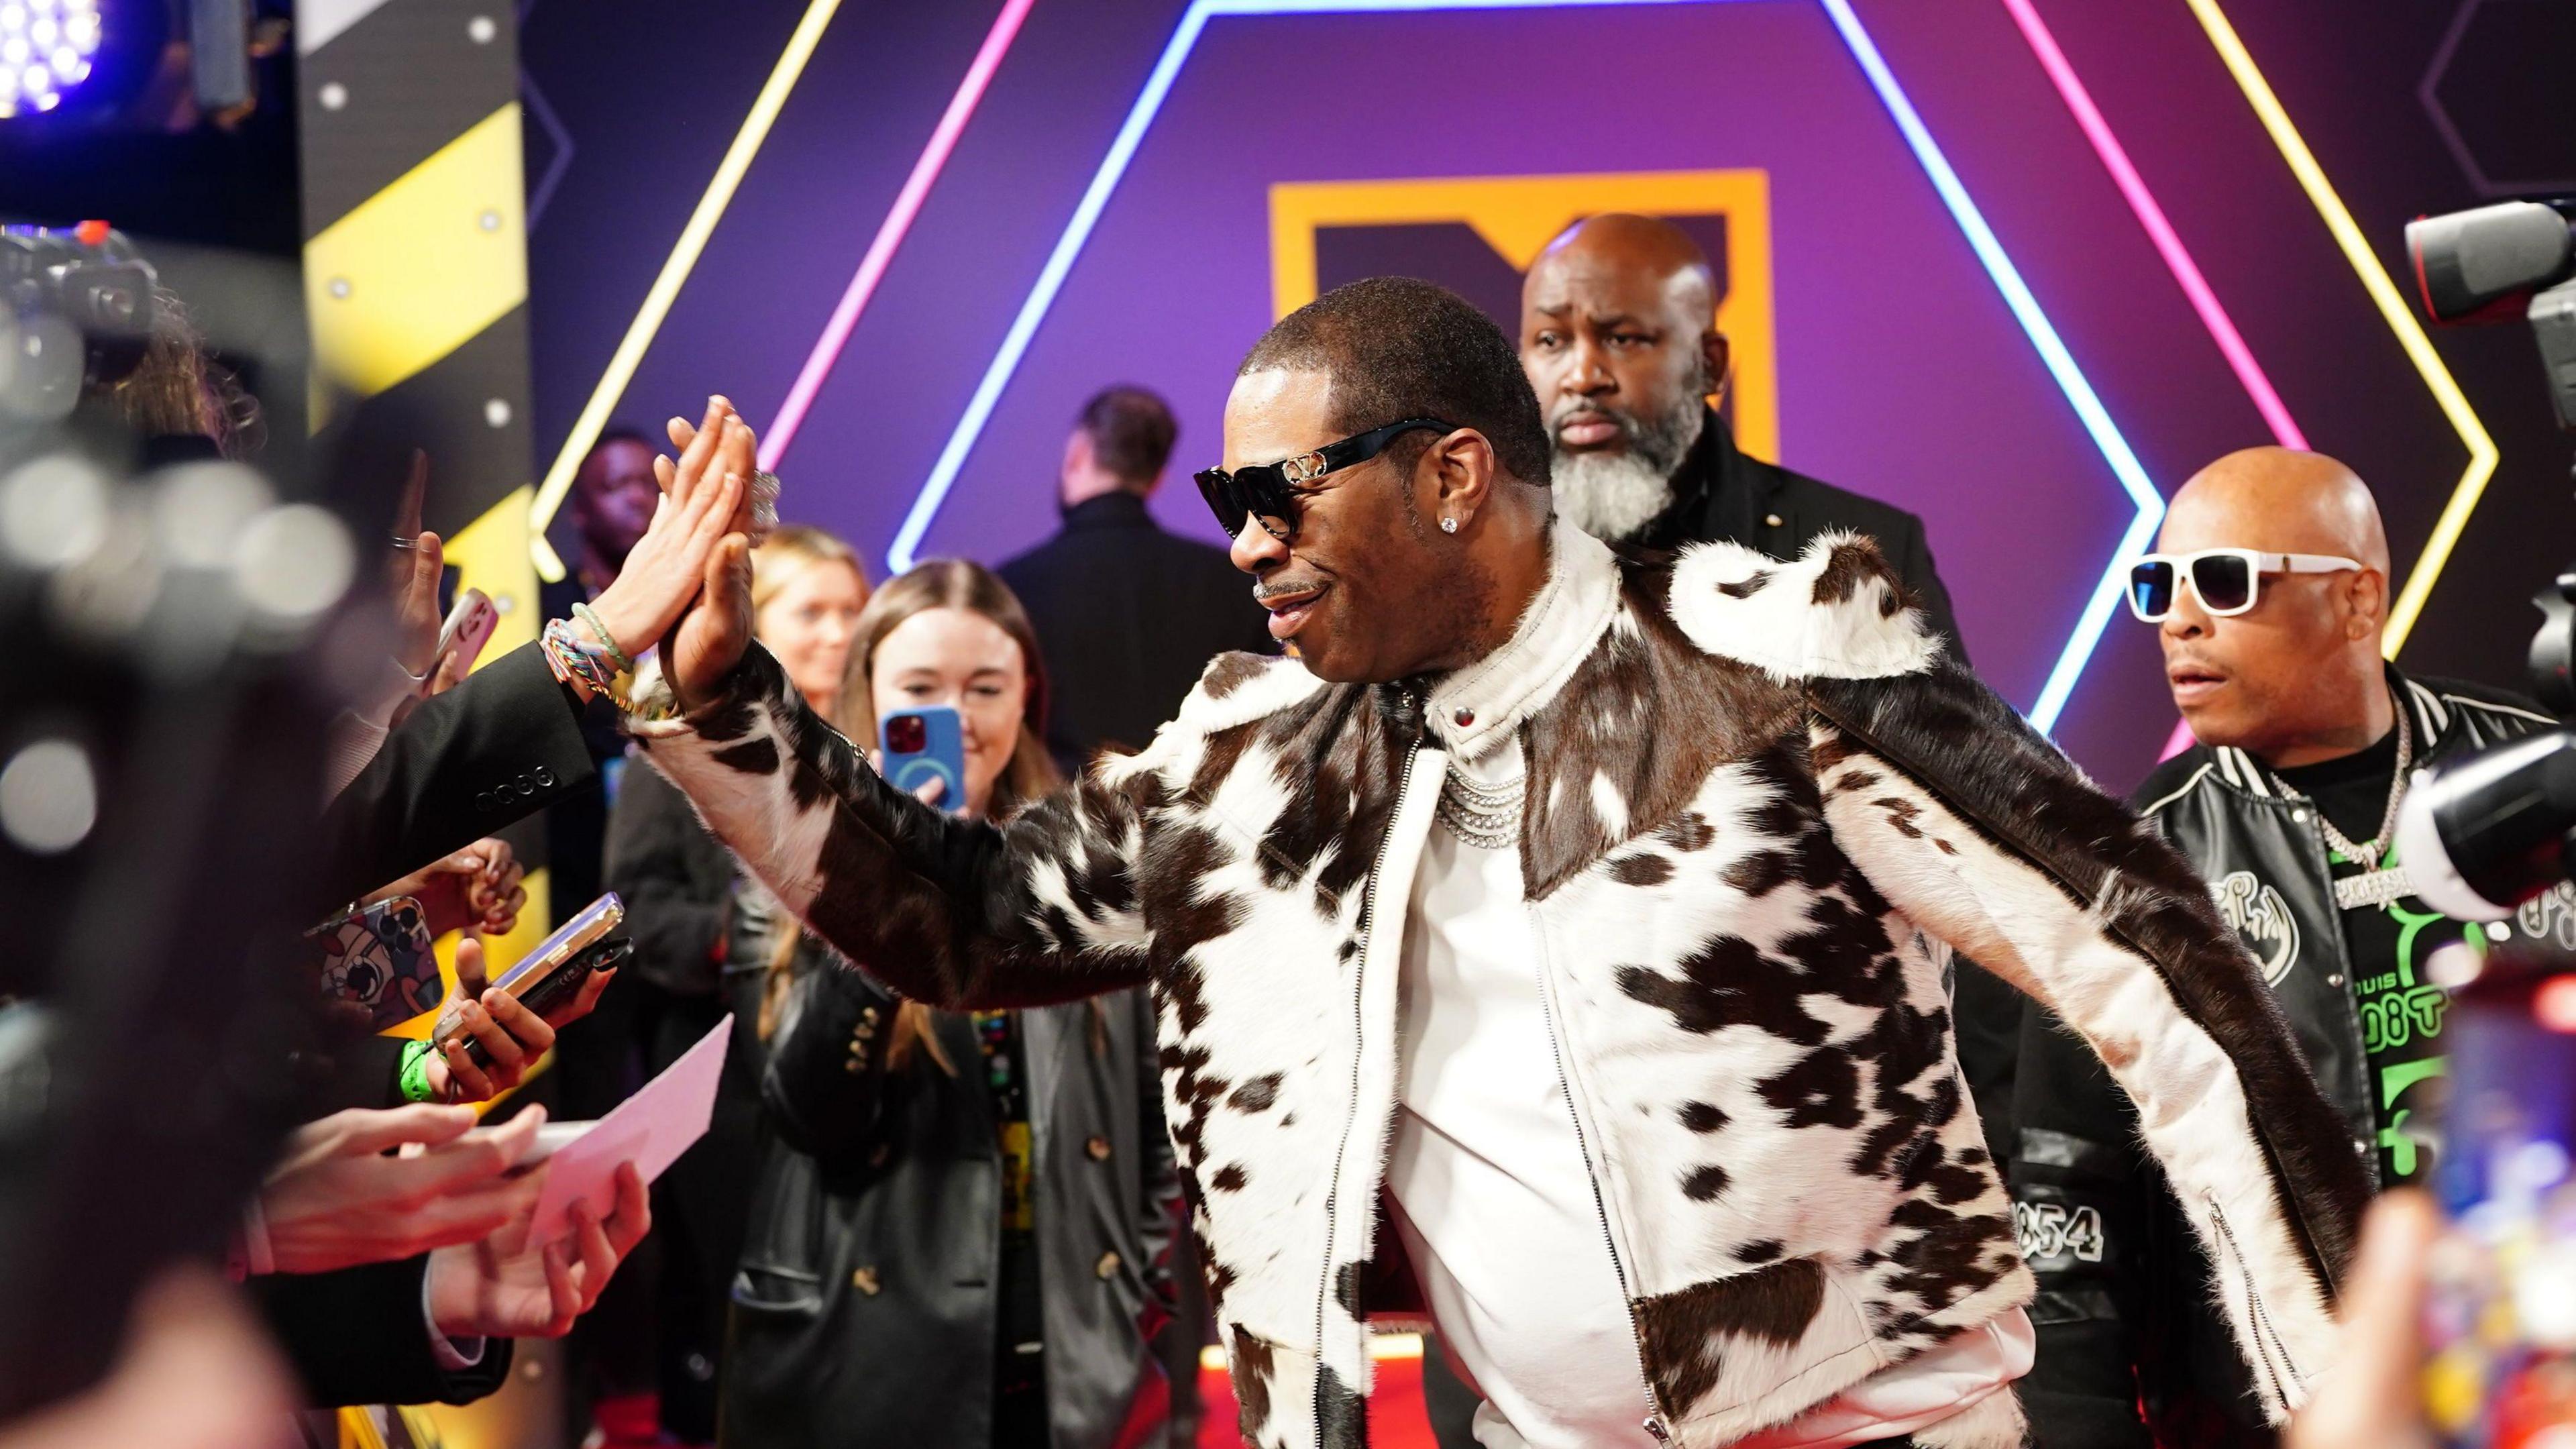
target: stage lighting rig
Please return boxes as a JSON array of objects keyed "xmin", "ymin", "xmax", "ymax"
[{"xmin": 0, "ymin": 0, "xmax": 103, "ymax": 119}]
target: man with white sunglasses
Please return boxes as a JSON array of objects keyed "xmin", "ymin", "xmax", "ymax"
[{"xmin": 2010, "ymin": 446, "xmax": 2569, "ymax": 1448}]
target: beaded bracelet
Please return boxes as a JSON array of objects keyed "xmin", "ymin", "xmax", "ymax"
[
  {"xmin": 571, "ymin": 601, "xmax": 635, "ymax": 674},
  {"xmin": 541, "ymin": 616, "xmax": 636, "ymax": 709}
]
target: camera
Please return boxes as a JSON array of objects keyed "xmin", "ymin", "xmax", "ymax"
[
  {"xmin": 2394, "ymin": 202, "xmax": 2576, "ymax": 920},
  {"xmin": 0, "ymin": 221, "xmax": 158, "ymax": 423}
]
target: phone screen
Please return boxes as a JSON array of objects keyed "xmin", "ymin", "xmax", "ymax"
[
  {"xmin": 2423, "ymin": 943, "xmax": 2576, "ymax": 1444},
  {"xmin": 490, "ymin": 892, "xmax": 625, "ymax": 996}
]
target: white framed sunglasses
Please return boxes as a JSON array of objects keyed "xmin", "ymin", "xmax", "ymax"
[{"xmin": 2126, "ymin": 548, "xmax": 2364, "ymax": 621}]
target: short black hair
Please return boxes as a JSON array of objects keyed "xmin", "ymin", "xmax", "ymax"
[
  {"xmin": 1238, "ymin": 276, "xmax": 1550, "ymax": 486},
  {"xmin": 1075, "ymin": 385, "xmax": 1176, "ymax": 486},
  {"xmin": 593, "ymin": 423, "xmax": 653, "ymax": 453}
]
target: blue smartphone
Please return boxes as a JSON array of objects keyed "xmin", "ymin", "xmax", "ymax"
[{"xmin": 881, "ymin": 706, "xmax": 965, "ymax": 813}]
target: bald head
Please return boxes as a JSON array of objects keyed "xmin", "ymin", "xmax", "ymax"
[
  {"xmin": 1527, "ymin": 214, "xmax": 1718, "ymax": 321},
  {"xmin": 2162, "ymin": 447, "xmax": 2390, "ymax": 578},
  {"xmin": 1521, "ymin": 215, "xmax": 1731, "ymax": 541},
  {"xmin": 2151, "ymin": 447, "xmax": 2397, "ymax": 765}
]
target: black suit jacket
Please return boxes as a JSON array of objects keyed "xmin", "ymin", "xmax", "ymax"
[
  {"xmin": 254, "ymin": 1253, "xmax": 513, "ymax": 1408},
  {"xmin": 315, "ymin": 641, "xmax": 602, "ymax": 919},
  {"xmin": 1637, "ymin": 410, "xmax": 1967, "ymax": 663},
  {"xmin": 998, "ymin": 492, "xmax": 1275, "ymax": 772}
]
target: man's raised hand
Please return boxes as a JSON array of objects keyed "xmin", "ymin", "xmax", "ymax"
[{"xmin": 583, "ymin": 396, "xmax": 748, "ymax": 665}]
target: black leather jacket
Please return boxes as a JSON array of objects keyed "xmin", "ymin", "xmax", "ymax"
[
  {"xmin": 722, "ymin": 954, "xmax": 1182, "ymax": 1449},
  {"xmin": 2012, "ymin": 667, "xmax": 2568, "ymax": 1447}
]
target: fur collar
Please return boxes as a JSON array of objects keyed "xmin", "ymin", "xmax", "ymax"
[
  {"xmin": 1427, "ymin": 515, "xmax": 1623, "ymax": 763},
  {"xmin": 1667, "ymin": 531, "xmax": 1943, "ymax": 683}
]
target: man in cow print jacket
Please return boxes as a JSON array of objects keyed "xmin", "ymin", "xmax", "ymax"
[{"xmin": 627, "ymin": 280, "xmax": 2367, "ymax": 1449}]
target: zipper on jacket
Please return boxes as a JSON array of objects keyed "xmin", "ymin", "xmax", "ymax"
[
  {"xmin": 2206, "ymin": 1196, "xmax": 2300, "ymax": 1414},
  {"xmin": 2279, "ymin": 796, "xmax": 2382, "ymax": 1193},
  {"xmin": 1528, "ymin": 904, "xmax": 1671, "ymax": 1444},
  {"xmin": 1314, "ymin": 693, "xmax": 1428, "ymax": 1441}
]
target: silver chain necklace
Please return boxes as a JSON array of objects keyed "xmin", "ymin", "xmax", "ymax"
[
  {"xmin": 2271, "ymin": 690, "xmax": 2415, "ymax": 910},
  {"xmin": 1436, "ymin": 763, "xmax": 1525, "ymax": 850}
]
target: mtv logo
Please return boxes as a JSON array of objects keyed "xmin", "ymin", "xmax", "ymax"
[{"xmin": 1269, "ymin": 170, "xmax": 1776, "ymax": 462}]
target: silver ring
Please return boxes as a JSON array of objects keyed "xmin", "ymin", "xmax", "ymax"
[{"xmin": 390, "ymin": 533, "xmax": 419, "ymax": 551}]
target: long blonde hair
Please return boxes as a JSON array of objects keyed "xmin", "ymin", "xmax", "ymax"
[
  {"xmin": 752, "ymin": 524, "xmax": 867, "ymax": 623},
  {"xmin": 759, "ymin": 559, "xmax": 1064, "ymax": 1070}
]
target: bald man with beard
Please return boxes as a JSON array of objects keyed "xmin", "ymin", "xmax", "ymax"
[
  {"xmin": 1519, "ymin": 214, "xmax": 1965, "ymax": 654},
  {"xmin": 2010, "ymin": 447, "xmax": 2571, "ymax": 1448}
]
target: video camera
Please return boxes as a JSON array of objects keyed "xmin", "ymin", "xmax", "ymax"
[
  {"xmin": 2393, "ymin": 203, "xmax": 2576, "ymax": 920},
  {"xmin": 0, "ymin": 220, "xmax": 158, "ymax": 423}
]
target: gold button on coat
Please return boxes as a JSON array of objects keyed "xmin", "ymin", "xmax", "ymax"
[
  {"xmin": 1085, "ymin": 1135, "xmax": 1112, "ymax": 1161},
  {"xmin": 852, "ymin": 1266, "xmax": 881, "ymax": 1295},
  {"xmin": 1094, "ymin": 1251, "xmax": 1120, "ymax": 1280}
]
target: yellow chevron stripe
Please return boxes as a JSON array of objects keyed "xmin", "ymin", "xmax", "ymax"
[
  {"xmin": 378, "ymin": 486, "xmax": 553, "ymax": 1063},
  {"xmin": 442, "ymin": 482, "xmax": 541, "ymax": 657},
  {"xmin": 305, "ymin": 103, "xmax": 529, "ymax": 398}
]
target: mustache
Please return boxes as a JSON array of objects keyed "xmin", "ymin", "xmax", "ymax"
[
  {"xmin": 1547, "ymin": 398, "xmax": 1643, "ymax": 437},
  {"xmin": 1253, "ymin": 577, "xmax": 1324, "ymax": 604}
]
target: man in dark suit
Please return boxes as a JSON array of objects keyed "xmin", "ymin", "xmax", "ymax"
[
  {"xmin": 1000, "ymin": 386, "xmax": 1274, "ymax": 773},
  {"xmin": 1519, "ymin": 213, "xmax": 1966, "ymax": 657}
]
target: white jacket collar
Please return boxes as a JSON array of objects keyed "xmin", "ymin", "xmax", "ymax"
[{"xmin": 1426, "ymin": 515, "xmax": 1621, "ymax": 762}]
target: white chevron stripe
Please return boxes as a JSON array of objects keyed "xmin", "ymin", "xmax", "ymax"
[{"xmin": 297, "ymin": 0, "xmax": 399, "ymax": 56}]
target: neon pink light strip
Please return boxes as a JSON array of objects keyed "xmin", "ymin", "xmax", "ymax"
[
  {"xmin": 760, "ymin": 0, "xmax": 1040, "ymax": 472},
  {"xmin": 2005, "ymin": 0, "xmax": 2296, "ymax": 763},
  {"xmin": 2161, "ymin": 716, "xmax": 2196, "ymax": 761},
  {"xmin": 1998, "ymin": 0, "xmax": 2305, "ymax": 452}
]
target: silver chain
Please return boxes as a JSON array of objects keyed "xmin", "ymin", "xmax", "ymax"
[
  {"xmin": 2302, "ymin": 690, "xmax": 2412, "ymax": 871},
  {"xmin": 1436, "ymin": 763, "xmax": 1525, "ymax": 850}
]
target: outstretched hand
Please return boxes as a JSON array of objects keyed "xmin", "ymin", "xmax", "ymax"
[
  {"xmin": 655, "ymin": 401, "xmax": 763, "ymax": 708},
  {"xmin": 583, "ymin": 396, "xmax": 751, "ymax": 666},
  {"xmin": 256, "ymin": 1104, "xmax": 546, "ymax": 1275},
  {"xmin": 669, "ymin": 533, "xmax": 754, "ymax": 710},
  {"xmin": 387, "ymin": 451, "xmax": 443, "ymax": 680},
  {"xmin": 427, "ymin": 1161, "xmax": 650, "ymax": 1340}
]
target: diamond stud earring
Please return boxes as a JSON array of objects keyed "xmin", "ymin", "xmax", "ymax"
[{"xmin": 1440, "ymin": 517, "xmax": 1459, "ymax": 535}]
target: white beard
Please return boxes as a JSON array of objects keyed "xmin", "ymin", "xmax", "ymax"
[{"xmin": 1553, "ymin": 447, "xmax": 1678, "ymax": 545}]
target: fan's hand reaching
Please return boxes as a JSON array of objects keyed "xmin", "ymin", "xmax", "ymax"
[{"xmin": 581, "ymin": 396, "xmax": 749, "ymax": 668}]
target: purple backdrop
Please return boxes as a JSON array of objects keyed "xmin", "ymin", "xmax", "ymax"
[{"xmin": 523, "ymin": 0, "xmax": 2571, "ymax": 786}]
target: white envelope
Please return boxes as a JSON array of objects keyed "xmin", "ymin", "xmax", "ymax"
[{"xmin": 528, "ymin": 1014, "xmax": 731, "ymax": 1242}]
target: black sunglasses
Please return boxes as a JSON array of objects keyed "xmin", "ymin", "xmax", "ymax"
[{"xmin": 1195, "ymin": 417, "xmax": 1454, "ymax": 543}]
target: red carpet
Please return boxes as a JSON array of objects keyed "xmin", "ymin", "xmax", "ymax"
[{"xmin": 1197, "ymin": 1352, "xmax": 1437, "ymax": 1449}]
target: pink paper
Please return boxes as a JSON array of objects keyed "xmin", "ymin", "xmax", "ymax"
[{"xmin": 529, "ymin": 1014, "xmax": 730, "ymax": 1242}]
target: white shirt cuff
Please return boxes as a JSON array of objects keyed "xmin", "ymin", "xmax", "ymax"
[{"xmin": 421, "ymin": 1268, "xmax": 487, "ymax": 1370}]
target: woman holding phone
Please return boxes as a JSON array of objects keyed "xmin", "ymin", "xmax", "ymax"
[
  {"xmin": 723, "ymin": 560, "xmax": 1180, "ymax": 1449},
  {"xmin": 600, "ymin": 525, "xmax": 870, "ymax": 1442}
]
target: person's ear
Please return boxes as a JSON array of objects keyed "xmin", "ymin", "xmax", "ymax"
[
  {"xmin": 1703, "ymin": 330, "xmax": 1732, "ymax": 402},
  {"xmin": 2347, "ymin": 567, "xmax": 2390, "ymax": 641},
  {"xmin": 1427, "ymin": 429, "xmax": 1497, "ymax": 532}
]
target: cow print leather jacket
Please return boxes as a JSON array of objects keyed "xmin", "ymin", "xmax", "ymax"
[{"xmin": 632, "ymin": 519, "xmax": 2369, "ymax": 1449}]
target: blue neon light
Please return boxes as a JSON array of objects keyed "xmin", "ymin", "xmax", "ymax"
[
  {"xmin": 891, "ymin": 0, "xmax": 2161, "ymax": 737},
  {"xmin": 1810, "ymin": 0, "xmax": 2160, "ymax": 735}
]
